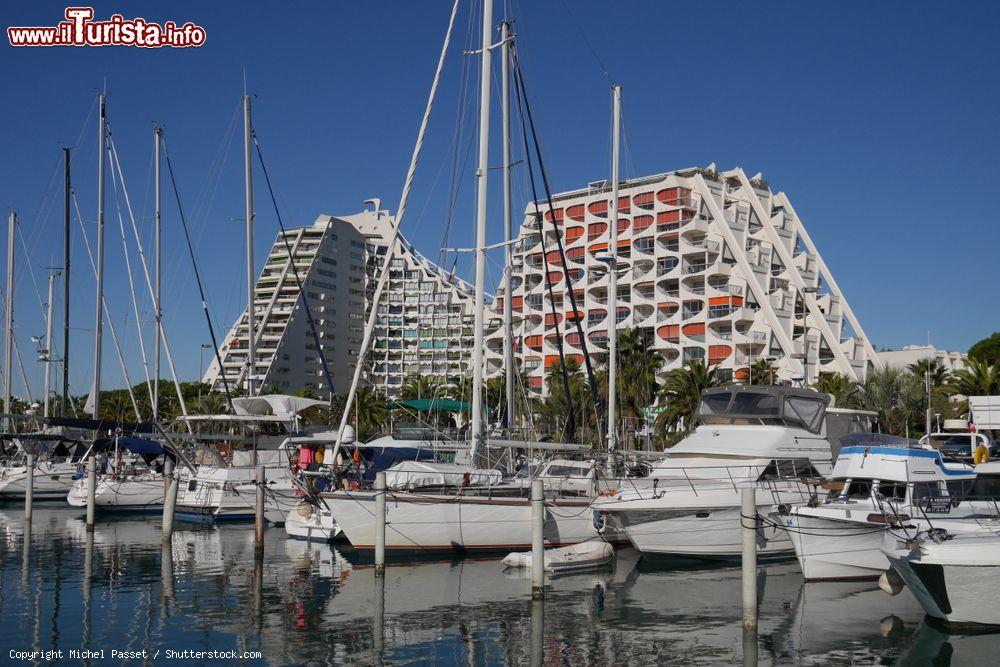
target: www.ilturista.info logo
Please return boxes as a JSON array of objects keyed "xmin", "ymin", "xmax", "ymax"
[{"xmin": 8, "ymin": 7, "xmax": 206, "ymax": 48}]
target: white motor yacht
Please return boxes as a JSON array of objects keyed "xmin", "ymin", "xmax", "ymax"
[
  {"xmin": 66, "ymin": 435, "xmax": 169, "ymax": 513},
  {"xmin": 0, "ymin": 431, "xmax": 88, "ymax": 501},
  {"xmin": 779, "ymin": 435, "xmax": 1000, "ymax": 581},
  {"xmin": 592, "ymin": 386, "xmax": 875, "ymax": 560}
]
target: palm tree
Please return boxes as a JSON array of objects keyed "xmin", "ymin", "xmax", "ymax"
[
  {"xmin": 399, "ymin": 375, "xmax": 445, "ymax": 401},
  {"xmin": 655, "ymin": 359, "xmax": 727, "ymax": 436},
  {"xmin": 812, "ymin": 373, "xmax": 859, "ymax": 408},
  {"xmin": 347, "ymin": 385, "xmax": 389, "ymax": 441},
  {"xmin": 747, "ymin": 358, "xmax": 778, "ymax": 385},
  {"xmin": 540, "ymin": 358, "xmax": 595, "ymax": 443},
  {"xmin": 190, "ymin": 392, "xmax": 228, "ymax": 415},
  {"xmin": 598, "ymin": 328, "xmax": 663, "ymax": 448},
  {"xmin": 857, "ymin": 366, "xmax": 924, "ymax": 436},
  {"xmin": 907, "ymin": 358, "xmax": 949, "ymax": 390},
  {"xmin": 942, "ymin": 358, "xmax": 1000, "ymax": 397}
]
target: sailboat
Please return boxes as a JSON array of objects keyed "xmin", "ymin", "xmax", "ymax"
[{"xmin": 320, "ymin": 3, "xmax": 634, "ymax": 553}]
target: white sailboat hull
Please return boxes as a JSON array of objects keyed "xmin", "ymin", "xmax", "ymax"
[
  {"xmin": 175, "ymin": 465, "xmax": 296, "ymax": 524},
  {"xmin": 284, "ymin": 501, "xmax": 340, "ymax": 541},
  {"xmin": 66, "ymin": 475, "xmax": 165, "ymax": 513},
  {"xmin": 0, "ymin": 463, "xmax": 78, "ymax": 500},
  {"xmin": 323, "ymin": 489, "xmax": 609, "ymax": 552}
]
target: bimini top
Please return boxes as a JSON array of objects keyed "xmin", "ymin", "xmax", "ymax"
[
  {"xmin": 230, "ymin": 395, "xmax": 327, "ymax": 419},
  {"xmin": 697, "ymin": 386, "xmax": 832, "ymax": 434},
  {"xmin": 832, "ymin": 443, "xmax": 974, "ymax": 482}
]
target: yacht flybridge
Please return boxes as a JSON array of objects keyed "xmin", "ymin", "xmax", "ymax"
[{"xmin": 592, "ymin": 386, "xmax": 873, "ymax": 560}]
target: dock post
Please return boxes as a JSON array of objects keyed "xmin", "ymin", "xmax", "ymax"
[
  {"xmin": 531, "ymin": 478, "xmax": 545, "ymax": 600},
  {"xmin": 741, "ymin": 486, "xmax": 758, "ymax": 634},
  {"xmin": 255, "ymin": 465, "xmax": 265, "ymax": 553},
  {"xmin": 162, "ymin": 462, "xmax": 177, "ymax": 543},
  {"xmin": 24, "ymin": 453, "xmax": 34, "ymax": 523},
  {"xmin": 86, "ymin": 454, "xmax": 97, "ymax": 530},
  {"xmin": 374, "ymin": 471, "xmax": 386, "ymax": 577}
]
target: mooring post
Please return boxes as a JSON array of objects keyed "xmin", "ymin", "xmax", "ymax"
[
  {"xmin": 86, "ymin": 454, "xmax": 97, "ymax": 530},
  {"xmin": 373, "ymin": 574, "xmax": 386, "ymax": 666},
  {"xmin": 374, "ymin": 471, "xmax": 386, "ymax": 577},
  {"xmin": 255, "ymin": 465, "xmax": 265, "ymax": 552},
  {"xmin": 162, "ymin": 461, "xmax": 177, "ymax": 543},
  {"xmin": 531, "ymin": 478, "xmax": 545, "ymax": 600},
  {"xmin": 24, "ymin": 453, "xmax": 34, "ymax": 523},
  {"xmin": 741, "ymin": 486, "xmax": 758, "ymax": 634},
  {"xmin": 530, "ymin": 597, "xmax": 545, "ymax": 667}
]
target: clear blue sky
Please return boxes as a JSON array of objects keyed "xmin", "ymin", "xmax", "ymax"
[{"xmin": 2, "ymin": 1, "xmax": 998, "ymax": 398}]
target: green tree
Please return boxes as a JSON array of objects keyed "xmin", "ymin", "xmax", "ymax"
[
  {"xmin": 399, "ymin": 375, "xmax": 445, "ymax": 401},
  {"xmin": 740, "ymin": 358, "xmax": 778, "ymax": 386},
  {"xmin": 343, "ymin": 385, "xmax": 389, "ymax": 442},
  {"xmin": 969, "ymin": 332, "xmax": 1000, "ymax": 366},
  {"xmin": 907, "ymin": 358, "xmax": 949, "ymax": 390},
  {"xmin": 857, "ymin": 366, "xmax": 924, "ymax": 436},
  {"xmin": 812, "ymin": 373, "xmax": 859, "ymax": 408},
  {"xmin": 540, "ymin": 358, "xmax": 596, "ymax": 443},
  {"xmin": 655, "ymin": 359, "xmax": 727, "ymax": 436},
  {"xmin": 942, "ymin": 358, "xmax": 1000, "ymax": 397},
  {"xmin": 597, "ymin": 328, "xmax": 664, "ymax": 448}
]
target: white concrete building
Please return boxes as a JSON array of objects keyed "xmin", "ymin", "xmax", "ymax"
[
  {"xmin": 486, "ymin": 164, "xmax": 879, "ymax": 396},
  {"xmin": 204, "ymin": 215, "xmax": 367, "ymax": 395},
  {"xmin": 878, "ymin": 345, "xmax": 967, "ymax": 372}
]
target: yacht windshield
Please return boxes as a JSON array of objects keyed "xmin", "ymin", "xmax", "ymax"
[{"xmin": 697, "ymin": 388, "xmax": 827, "ymax": 433}]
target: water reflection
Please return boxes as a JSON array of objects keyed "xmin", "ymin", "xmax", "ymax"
[{"xmin": 0, "ymin": 508, "xmax": 998, "ymax": 665}]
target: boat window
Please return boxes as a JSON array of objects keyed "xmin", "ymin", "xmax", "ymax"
[
  {"xmin": 913, "ymin": 482, "xmax": 943, "ymax": 499},
  {"xmin": 843, "ymin": 480, "xmax": 873, "ymax": 499},
  {"xmin": 876, "ymin": 480, "xmax": 907, "ymax": 501},
  {"xmin": 699, "ymin": 393, "xmax": 734, "ymax": 417},
  {"xmin": 784, "ymin": 396, "xmax": 826, "ymax": 433},
  {"xmin": 968, "ymin": 475, "xmax": 1000, "ymax": 500},
  {"xmin": 730, "ymin": 392, "xmax": 781, "ymax": 417},
  {"xmin": 757, "ymin": 459, "xmax": 821, "ymax": 480},
  {"xmin": 544, "ymin": 465, "xmax": 590, "ymax": 478}
]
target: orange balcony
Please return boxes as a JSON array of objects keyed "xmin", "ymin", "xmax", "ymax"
[
  {"xmin": 565, "ymin": 226, "xmax": 584, "ymax": 243},
  {"xmin": 566, "ymin": 204, "xmax": 585, "ymax": 222},
  {"xmin": 633, "ymin": 191, "xmax": 654, "ymax": 209},
  {"xmin": 544, "ymin": 208, "xmax": 564, "ymax": 224},
  {"xmin": 588, "ymin": 200, "xmax": 608, "ymax": 217}
]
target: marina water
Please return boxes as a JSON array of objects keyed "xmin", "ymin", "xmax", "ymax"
[{"xmin": 0, "ymin": 508, "xmax": 994, "ymax": 665}]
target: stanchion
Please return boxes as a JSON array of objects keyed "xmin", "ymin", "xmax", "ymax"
[
  {"xmin": 24, "ymin": 453, "xmax": 34, "ymax": 523},
  {"xmin": 374, "ymin": 471, "xmax": 386, "ymax": 577},
  {"xmin": 255, "ymin": 465, "xmax": 265, "ymax": 552},
  {"xmin": 741, "ymin": 486, "xmax": 758, "ymax": 634},
  {"xmin": 86, "ymin": 455, "xmax": 97, "ymax": 530},
  {"xmin": 162, "ymin": 464, "xmax": 178, "ymax": 543},
  {"xmin": 531, "ymin": 478, "xmax": 545, "ymax": 600}
]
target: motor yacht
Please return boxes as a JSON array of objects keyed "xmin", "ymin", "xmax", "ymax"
[
  {"xmin": 591, "ymin": 386, "xmax": 875, "ymax": 560},
  {"xmin": 66, "ymin": 435, "xmax": 169, "ymax": 513}
]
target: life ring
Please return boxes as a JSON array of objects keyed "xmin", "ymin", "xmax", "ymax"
[{"xmin": 974, "ymin": 445, "xmax": 990, "ymax": 465}]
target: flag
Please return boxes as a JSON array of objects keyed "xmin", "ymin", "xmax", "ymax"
[
  {"xmin": 448, "ymin": 259, "xmax": 457, "ymax": 284},
  {"xmin": 968, "ymin": 406, "xmax": 976, "ymax": 433}
]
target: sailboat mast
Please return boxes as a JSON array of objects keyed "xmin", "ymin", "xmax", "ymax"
[
  {"xmin": 43, "ymin": 273, "xmax": 55, "ymax": 418},
  {"xmin": 62, "ymin": 148, "xmax": 71, "ymax": 416},
  {"xmin": 153, "ymin": 126, "xmax": 162, "ymax": 419},
  {"xmin": 243, "ymin": 94, "xmax": 257, "ymax": 397},
  {"xmin": 607, "ymin": 85, "xmax": 621, "ymax": 451},
  {"xmin": 91, "ymin": 92, "xmax": 106, "ymax": 418},
  {"xmin": 469, "ymin": 0, "xmax": 494, "ymax": 460},
  {"xmin": 4, "ymin": 212, "xmax": 14, "ymax": 423},
  {"xmin": 501, "ymin": 21, "xmax": 514, "ymax": 431}
]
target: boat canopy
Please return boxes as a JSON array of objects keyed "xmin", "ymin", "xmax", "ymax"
[
  {"xmin": 231, "ymin": 394, "xmax": 327, "ymax": 419},
  {"xmin": 91, "ymin": 436, "xmax": 165, "ymax": 455},
  {"xmin": 697, "ymin": 386, "xmax": 831, "ymax": 434},
  {"xmin": 390, "ymin": 398, "xmax": 472, "ymax": 413}
]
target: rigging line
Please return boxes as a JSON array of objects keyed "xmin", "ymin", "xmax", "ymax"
[
  {"xmin": 330, "ymin": 0, "xmax": 462, "ymax": 468},
  {"xmin": 106, "ymin": 130, "xmax": 188, "ymax": 416},
  {"xmin": 251, "ymin": 130, "xmax": 339, "ymax": 413},
  {"xmin": 554, "ymin": 0, "xmax": 611, "ymax": 81},
  {"xmin": 70, "ymin": 190, "xmax": 143, "ymax": 421},
  {"xmin": 513, "ymin": 46, "xmax": 604, "ymax": 444},
  {"xmin": 510, "ymin": 51, "xmax": 576, "ymax": 443},
  {"xmin": 159, "ymin": 136, "xmax": 235, "ymax": 412},
  {"xmin": 106, "ymin": 141, "xmax": 156, "ymax": 408}
]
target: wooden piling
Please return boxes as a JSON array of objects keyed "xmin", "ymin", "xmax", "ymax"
[
  {"xmin": 255, "ymin": 465, "xmax": 265, "ymax": 552},
  {"xmin": 531, "ymin": 478, "xmax": 545, "ymax": 600}
]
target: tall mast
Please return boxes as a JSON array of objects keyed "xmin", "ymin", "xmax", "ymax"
[
  {"xmin": 243, "ymin": 93, "xmax": 257, "ymax": 397},
  {"xmin": 501, "ymin": 21, "xmax": 514, "ymax": 430},
  {"xmin": 153, "ymin": 126, "xmax": 162, "ymax": 419},
  {"xmin": 43, "ymin": 273, "xmax": 55, "ymax": 418},
  {"xmin": 469, "ymin": 0, "xmax": 494, "ymax": 461},
  {"xmin": 607, "ymin": 85, "xmax": 621, "ymax": 452},
  {"xmin": 4, "ymin": 212, "xmax": 14, "ymax": 425},
  {"xmin": 62, "ymin": 148, "xmax": 71, "ymax": 416},
  {"xmin": 91, "ymin": 93, "xmax": 106, "ymax": 418}
]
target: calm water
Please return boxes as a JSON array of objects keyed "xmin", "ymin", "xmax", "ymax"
[{"xmin": 0, "ymin": 508, "xmax": 995, "ymax": 665}]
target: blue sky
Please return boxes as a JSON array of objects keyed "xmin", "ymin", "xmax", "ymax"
[{"xmin": 2, "ymin": 1, "xmax": 998, "ymax": 397}]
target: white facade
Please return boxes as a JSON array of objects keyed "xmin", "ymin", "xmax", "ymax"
[
  {"xmin": 486, "ymin": 165, "xmax": 878, "ymax": 396},
  {"xmin": 877, "ymin": 344, "xmax": 967, "ymax": 372},
  {"xmin": 335, "ymin": 204, "xmax": 476, "ymax": 399},
  {"xmin": 204, "ymin": 215, "xmax": 367, "ymax": 395}
]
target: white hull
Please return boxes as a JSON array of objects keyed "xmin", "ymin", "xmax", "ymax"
[
  {"xmin": 284, "ymin": 501, "xmax": 340, "ymax": 542},
  {"xmin": 885, "ymin": 534, "xmax": 1000, "ymax": 626},
  {"xmin": 0, "ymin": 463, "xmax": 78, "ymax": 500},
  {"xmin": 323, "ymin": 489, "xmax": 611, "ymax": 552},
  {"xmin": 66, "ymin": 475, "xmax": 165, "ymax": 512},
  {"xmin": 784, "ymin": 512, "xmax": 889, "ymax": 580},
  {"xmin": 176, "ymin": 465, "xmax": 296, "ymax": 524}
]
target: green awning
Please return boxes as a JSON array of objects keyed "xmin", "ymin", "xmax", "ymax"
[{"xmin": 389, "ymin": 398, "xmax": 474, "ymax": 413}]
